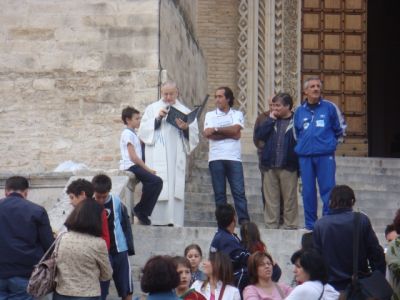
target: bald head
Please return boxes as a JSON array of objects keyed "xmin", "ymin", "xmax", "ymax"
[{"xmin": 161, "ymin": 81, "xmax": 178, "ymax": 105}]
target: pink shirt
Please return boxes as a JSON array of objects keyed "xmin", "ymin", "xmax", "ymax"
[{"xmin": 243, "ymin": 284, "xmax": 292, "ymax": 300}]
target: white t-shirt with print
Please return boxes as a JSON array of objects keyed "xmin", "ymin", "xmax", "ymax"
[
  {"xmin": 119, "ymin": 128, "xmax": 142, "ymax": 170},
  {"xmin": 204, "ymin": 108, "xmax": 244, "ymax": 162}
]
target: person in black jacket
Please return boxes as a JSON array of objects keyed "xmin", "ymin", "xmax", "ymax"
[
  {"xmin": 254, "ymin": 93, "xmax": 299, "ymax": 229},
  {"xmin": 0, "ymin": 176, "xmax": 54, "ymax": 300},
  {"xmin": 313, "ymin": 185, "xmax": 386, "ymax": 291}
]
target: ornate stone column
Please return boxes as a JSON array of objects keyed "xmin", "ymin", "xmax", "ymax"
[{"xmin": 237, "ymin": 0, "xmax": 301, "ymax": 126}]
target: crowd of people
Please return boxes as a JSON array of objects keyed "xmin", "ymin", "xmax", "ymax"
[{"xmin": 0, "ymin": 77, "xmax": 398, "ymax": 300}]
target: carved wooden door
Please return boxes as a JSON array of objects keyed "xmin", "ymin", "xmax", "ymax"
[{"xmin": 301, "ymin": 0, "xmax": 367, "ymax": 156}]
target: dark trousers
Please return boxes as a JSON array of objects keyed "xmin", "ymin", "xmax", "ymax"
[{"xmin": 127, "ymin": 165, "xmax": 163, "ymax": 216}]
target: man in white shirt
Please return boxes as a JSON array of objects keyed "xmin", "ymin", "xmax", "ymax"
[
  {"xmin": 138, "ymin": 81, "xmax": 199, "ymax": 226},
  {"xmin": 204, "ymin": 87, "xmax": 250, "ymax": 224}
]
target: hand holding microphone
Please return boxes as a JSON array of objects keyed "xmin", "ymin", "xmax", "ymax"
[{"xmin": 157, "ymin": 105, "xmax": 170, "ymax": 120}]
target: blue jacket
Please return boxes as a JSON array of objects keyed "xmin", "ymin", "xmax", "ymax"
[
  {"xmin": 146, "ymin": 291, "xmax": 179, "ymax": 300},
  {"xmin": 313, "ymin": 208, "xmax": 386, "ymax": 290},
  {"xmin": 294, "ymin": 99, "xmax": 344, "ymax": 156},
  {"xmin": 254, "ymin": 114, "xmax": 298, "ymax": 171},
  {"xmin": 104, "ymin": 194, "xmax": 134, "ymax": 256},
  {"xmin": 0, "ymin": 192, "xmax": 54, "ymax": 279},
  {"xmin": 210, "ymin": 228, "xmax": 250, "ymax": 289}
]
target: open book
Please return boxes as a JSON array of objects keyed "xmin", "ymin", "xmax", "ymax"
[{"xmin": 166, "ymin": 94, "xmax": 209, "ymax": 130}]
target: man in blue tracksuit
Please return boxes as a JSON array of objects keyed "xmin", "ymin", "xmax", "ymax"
[{"xmin": 294, "ymin": 77, "xmax": 345, "ymax": 230}]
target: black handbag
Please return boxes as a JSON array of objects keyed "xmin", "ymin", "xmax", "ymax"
[{"xmin": 343, "ymin": 212, "xmax": 393, "ymax": 300}]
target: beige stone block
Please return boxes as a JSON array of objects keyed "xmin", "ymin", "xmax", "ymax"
[
  {"xmin": 72, "ymin": 53, "xmax": 102, "ymax": 72},
  {"xmin": 9, "ymin": 28, "xmax": 55, "ymax": 40},
  {"xmin": 32, "ymin": 78, "xmax": 55, "ymax": 90},
  {"xmin": 118, "ymin": 1, "xmax": 158, "ymax": 14},
  {"xmin": 36, "ymin": 52, "xmax": 73, "ymax": 71},
  {"xmin": 0, "ymin": 54, "xmax": 36, "ymax": 71},
  {"xmin": 53, "ymin": 138, "xmax": 71, "ymax": 151},
  {"xmin": 55, "ymin": 28, "xmax": 103, "ymax": 42},
  {"xmin": 0, "ymin": 80, "xmax": 14, "ymax": 90},
  {"xmin": 82, "ymin": 15, "xmax": 117, "ymax": 27}
]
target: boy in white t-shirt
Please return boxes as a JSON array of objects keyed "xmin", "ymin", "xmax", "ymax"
[{"xmin": 120, "ymin": 106, "xmax": 163, "ymax": 225}]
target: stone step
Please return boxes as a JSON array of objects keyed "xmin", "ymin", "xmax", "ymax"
[
  {"xmin": 196, "ymin": 154, "xmax": 400, "ymax": 168},
  {"xmin": 185, "ymin": 155, "xmax": 400, "ymax": 232},
  {"xmin": 336, "ymin": 157, "xmax": 400, "ymax": 169}
]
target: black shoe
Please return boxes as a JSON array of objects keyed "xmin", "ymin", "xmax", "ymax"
[{"xmin": 134, "ymin": 210, "xmax": 151, "ymax": 225}]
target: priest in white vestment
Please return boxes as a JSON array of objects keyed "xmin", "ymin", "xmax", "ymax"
[{"xmin": 138, "ymin": 81, "xmax": 199, "ymax": 226}]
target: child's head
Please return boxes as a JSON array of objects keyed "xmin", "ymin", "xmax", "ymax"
[
  {"xmin": 66, "ymin": 178, "xmax": 94, "ymax": 207},
  {"xmin": 92, "ymin": 174, "xmax": 112, "ymax": 205},
  {"xmin": 121, "ymin": 106, "xmax": 141, "ymax": 129},
  {"xmin": 215, "ymin": 203, "xmax": 236, "ymax": 229},
  {"xmin": 172, "ymin": 256, "xmax": 192, "ymax": 293},
  {"xmin": 184, "ymin": 244, "xmax": 203, "ymax": 272}
]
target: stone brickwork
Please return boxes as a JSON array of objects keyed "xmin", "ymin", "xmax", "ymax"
[
  {"xmin": 0, "ymin": 0, "xmax": 160, "ymax": 173},
  {"xmin": 160, "ymin": 0, "xmax": 207, "ymax": 107},
  {"xmin": 0, "ymin": 0, "xmax": 206, "ymax": 173},
  {"xmin": 197, "ymin": 0, "xmax": 239, "ymax": 109}
]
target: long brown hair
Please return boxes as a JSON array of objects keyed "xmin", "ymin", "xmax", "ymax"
[
  {"xmin": 240, "ymin": 221, "xmax": 267, "ymax": 253},
  {"xmin": 201, "ymin": 251, "xmax": 233, "ymax": 290}
]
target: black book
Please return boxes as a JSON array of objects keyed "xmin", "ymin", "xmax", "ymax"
[{"xmin": 166, "ymin": 94, "xmax": 209, "ymax": 130}]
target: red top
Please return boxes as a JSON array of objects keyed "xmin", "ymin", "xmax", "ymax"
[
  {"xmin": 181, "ymin": 289, "xmax": 207, "ymax": 300},
  {"xmin": 252, "ymin": 241, "xmax": 267, "ymax": 254},
  {"xmin": 101, "ymin": 209, "xmax": 110, "ymax": 250}
]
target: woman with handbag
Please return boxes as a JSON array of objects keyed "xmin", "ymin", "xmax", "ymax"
[
  {"xmin": 285, "ymin": 250, "xmax": 339, "ymax": 300},
  {"xmin": 243, "ymin": 252, "xmax": 291, "ymax": 300},
  {"xmin": 54, "ymin": 198, "xmax": 112, "ymax": 300},
  {"xmin": 192, "ymin": 251, "xmax": 240, "ymax": 300}
]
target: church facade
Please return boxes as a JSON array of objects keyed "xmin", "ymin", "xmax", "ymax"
[{"xmin": 0, "ymin": 0, "xmax": 398, "ymax": 173}]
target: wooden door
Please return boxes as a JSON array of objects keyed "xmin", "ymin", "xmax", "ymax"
[{"xmin": 301, "ymin": 0, "xmax": 367, "ymax": 156}]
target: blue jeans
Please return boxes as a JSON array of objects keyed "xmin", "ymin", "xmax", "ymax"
[
  {"xmin": 299, "ymin": 154, "xmax": 336, "ymax": 230},
  {"xmin": 209, "ymin": 160, "xmax": 250, "ymax": 223},
  {"xmin": 0, "ymin": 277, "xmax": 33, "ymax": 300}
]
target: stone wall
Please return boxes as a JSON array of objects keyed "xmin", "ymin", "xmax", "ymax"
[
  {"xmin": 0, "ymin": 0, "xmax": 160, "ymax": 173},
  {"xmin": 197, "ymin": 0, "xmax": 239, "ymax": 109},
  {"xmin": 175, "ymin": 0, "xmax": 198, "ymax": 37},
  {"xmin": 0, "ymin": 0, "xmax": 207, "ymax": 173},
  {"xmin": 159, "ymin": 0, "xmax": 207, "ymax": 107}
]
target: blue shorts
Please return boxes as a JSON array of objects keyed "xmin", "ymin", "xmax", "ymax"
[{"xmin": 100, "ymin": 251, "xmax": 133, "ymax": 299}]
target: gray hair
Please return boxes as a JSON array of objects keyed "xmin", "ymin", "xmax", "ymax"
[
  {"xmin": 161, "ymin": 80, "xmax": 178, "ymax": 90},
  {"xmin": 303, "ymin": 77, "xmax": 323, "ymax": 90}
]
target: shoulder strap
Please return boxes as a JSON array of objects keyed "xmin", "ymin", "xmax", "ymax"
[
  {"xmin": 218, "ymin": 285, "xmax": 225, "ymax": 300},
  {"xmin": 274, "ymin": 283, "xmax": 285, "ymax": 299},
  {"xmin": 352, "ymin": 212, "xmax": 361, "ymax": 281},
  {"xmin": 38, "ymin": 231, "xmax": 66, "ymax": 263},
  {"xmin": 318, "ymin": 284, "xmax": 324, "ymax": 300},
  {"xmin": 38, "ymin": 239, "xmax": 57, "ymax": 263},
  {"xmin": 52, "ymin": 231, "xmax": 66, "ymax": 259}
]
